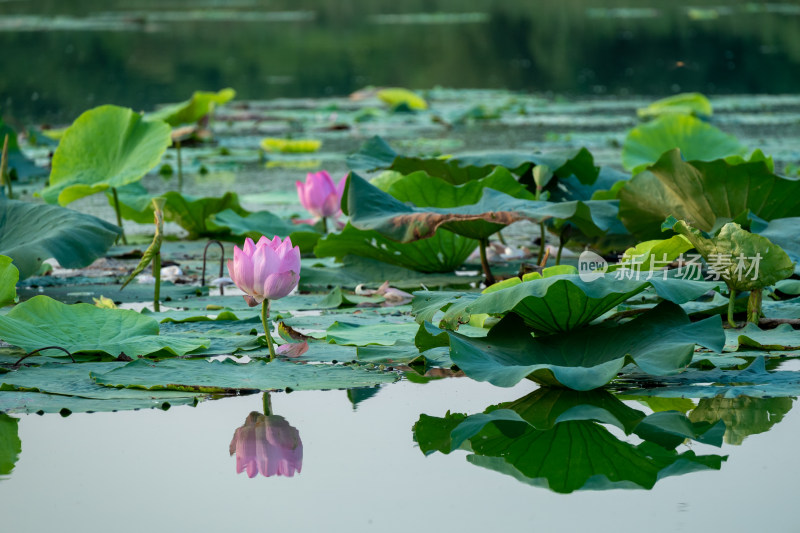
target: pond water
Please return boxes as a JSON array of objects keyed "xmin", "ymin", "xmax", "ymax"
[{"xmin": 2, "ymin": 376, "xmax": 799, "ymax": 532}]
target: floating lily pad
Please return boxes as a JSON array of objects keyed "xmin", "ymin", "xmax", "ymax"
[
  {"xmin": 91, "ymin": 358, "xmax": 398, "ymax": 393},
  {"xmin": 725, "ymin": 323, "xmax": 800, "ymax": 351},
  {"xmin": 325, "ymin": 321, "xmax": 419, "ymax": 346},
  {"xmin": 0, "ymin": 296, "xmax": 209, "ymax": 357},
  {"xmin": 617, "ymin": 357, "xmax": 800, "ymax": 398},
  {"xmin": 0, "ymin": 391, "xmax": 199, "ymax": 414},
  {"xmin": 0, "ymin": 362, "xmax": 205, "ymax": 403}
]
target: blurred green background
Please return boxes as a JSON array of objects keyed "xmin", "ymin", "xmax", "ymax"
[{"xmin": 2, "ymin": 0, "xmax": 799, "ymax": 123}]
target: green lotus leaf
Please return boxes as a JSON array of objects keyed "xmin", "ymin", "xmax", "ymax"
[
  {"xmin": 617, "ymin": 357, "xmax": 800, "ymax": 399},
  {"xmin": 0, "ymin": 391, "xmax": 199, "ymax": 414},
  {"xmin": 345, "ymin": 172, "xmax": 621, "ymax": 242},
  {"xmin": 0, "ymin": 362, "xmax": 205, "ymax": 403},
  {"xmin": 90, "ymin": 358, "xmax": 398, "ymax": 393},
  {"xmin": 0, "ymin": 296, "xmax": 209, "ymax": 357},
  {"xmin": 619, "ymin": 149, "xmax": 800, "ymax": 239},
  {"xmin": 347, "ymin": 136, "xmax": 600, "ymax": 187},
  {"xmin": 0, "ymin": 199, "xmax": 121, "ymax": 279},
  {"xmin": 160, "ymin": 191, "xmax": 248, "ymax": 238},
  {"xmin": 636, "ymin": 92, "xmax": 713, "ymax": 119},
  {"xmin": 109, "ymin": 183, "xmax": 251, "ymax": 238},
  {"xmin": 413, "ymin": 273, "xmax": 715, "ymax": 334},
  {"xmin": 0, "ymin": 413, "xmax": 21, "ymax": 476},
  {"xmin": 0, "ymin": 255, "xmax": 18, "ymax": 307},
  {"xmin": 725, "ymin": 323, "xmax": 800, "ymax": 351},
  {"xmin": 376, "ymin": 88, "xmax": 427, "ymax": 110},
  {"xmin": 321, "ymin": 168, "xmax": 533, "ymax": 271},
  {"xmin": 208, "ymin": 208, "xmax": 321, "ymax": 254},
  {"xmin": 325, "ymin": 321, "xmax": 419, "ymax": 346},
  {"xmin": 606, "ymin": 235, "xmax": 693, "ymax": 273},
  {"xmin": 315, "ymin": 223, "xmax": 476, "ymax": 273},
  {"xmin": 622, "ymin": 114, "xmax": 745, "ymax": 174},
  {"xmin": 146, "ymin": 88, "xmax": 235, "ymax": 126},
  {"xmin": 666, "ymin": 218, "xmax": 794, "ymax": 292},
  {"xmin": 41, "ymin": 105, "xmax": 172, "ymax": 205},
  {"xmin": 754, "ymin": 217, "xmax": 800, "ymax": 265},
  {"xmin": 435, "ymin": 301, "xmax": 724, "ymax": 390}
]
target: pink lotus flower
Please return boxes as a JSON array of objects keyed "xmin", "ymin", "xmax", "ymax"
[
  {"xmin": 230, "ymin": 412, "xmax": 303, "ymax": 478},
  {"xmin": 296, "ymin": 170, "xmax": 347, "ymax": 219},
  {"xmin": 227, "ymin": 236, "xmax": 300, "ymax": 307}
]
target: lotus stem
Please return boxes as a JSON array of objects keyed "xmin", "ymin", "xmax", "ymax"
[
  {"xmin": 497, "ymin": 231, "xmax": 507, "ymax": 246},
  {"xmin": 111, "ymin": 187, "xmax": 128, "ymax": 245},
  {"xmin": 538, "ymin": 221, "xmax": 547, "ymax": 266},
  {"xmin": 153, "ymin": 251, "xmax": 161, "ymax": 312},
  {"xmin": 479, "ymin": 238, "xmax": 496, "ymax": 286},
  {"xmin": 261, "ymin": 299, "xmax": 277, "ymax": 360},
  {"xmin": 727, "ymin": 288, "xmax": 738, "ymax": 328},
  {"xmin": 262, "ymin": 392, "xmax": 272, "ymax": 416},
  {"xmin": 202, "ymin": 239, "xmax": 225, "ymax": 295},
  {"xmin": 556, "ymin": 226, "xmax": 568, "ymax": 266},
  {"xmin": 322, "ymin": 217, "xmax": 329, "ymax": 234},
  {"xmin": 747, "ymin": 289, "xmax": 763, "ymax": 324},
  {"xmin": 14, "ymin": 346, "xmax": 75, "ymax": 366},
  {"xmin": 176, "ymin": 140, "xmax": 183, "ymax": 193},
  {"xmin": 1, "ymin": 134, "xmax": 12, "ymax": 199}
]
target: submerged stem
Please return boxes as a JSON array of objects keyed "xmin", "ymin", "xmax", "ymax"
[
  {"xmin": 153, "ymin": 251, "xmax": 161, "ymax": 312},
  {"xmin": 261, "ymin": 299, "xmax": 277, "ymax": 360},
  {"xmin": 111, "ymin": 187, "xmax": 128, "ymax": 245},
  {"xmin": 727, "ymin": 288, "xmax": 738, "ymax": 328},
  {"xmin": 479, "ymin": 238, "xmax": 496, "ymax": 286}
]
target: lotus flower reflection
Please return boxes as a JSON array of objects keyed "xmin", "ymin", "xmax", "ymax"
[{"xmin": 230, "ymin": 412, "xmax": 303, "ymax": 478}]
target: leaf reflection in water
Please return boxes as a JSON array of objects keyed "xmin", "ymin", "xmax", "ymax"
[{"xmin": 413, "ymin": 388, "xmax": 731, "ymax": 493}]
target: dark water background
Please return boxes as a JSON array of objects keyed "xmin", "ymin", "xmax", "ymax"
[{"xmin": 2, "ymin": 0, "xmax": 800, "ymax": 123}]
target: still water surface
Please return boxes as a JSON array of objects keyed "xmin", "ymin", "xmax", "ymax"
[{"xmin": 1, "ymin": 376, "xmax": 797, "ymax": 532}]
